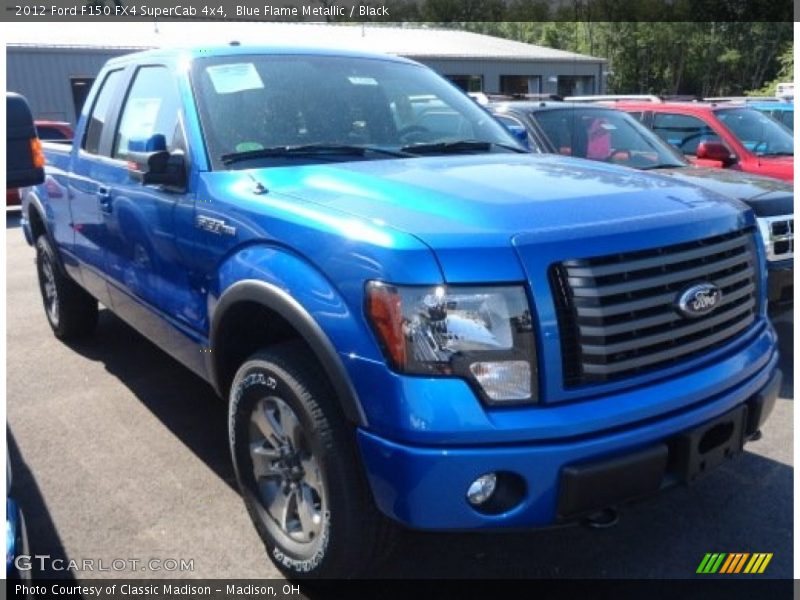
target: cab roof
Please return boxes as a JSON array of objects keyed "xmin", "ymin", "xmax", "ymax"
[{"xmin": 104, "ymin": 44, "xmax": 419, "ymax": 68}]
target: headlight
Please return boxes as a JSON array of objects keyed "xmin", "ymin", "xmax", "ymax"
[
  {"xmin": 365, "ymin": 282, "xmax": 537, "ymax": 404},
  {"xmin": 757, "ymin": 215, "xmax": 794, "ymax": 262}
]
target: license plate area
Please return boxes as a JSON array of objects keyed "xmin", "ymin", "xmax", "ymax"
[{"xmin": 669, "ymin": 405, "xmax": 748, "ymax": 483}]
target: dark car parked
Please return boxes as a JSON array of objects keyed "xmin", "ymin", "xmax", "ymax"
[{"xmin": 488, "ymin": 101, "xmax": 793, "ymax": 304}]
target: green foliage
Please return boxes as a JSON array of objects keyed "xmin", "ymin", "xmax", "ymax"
[{"xmin": 747, "ymin": 44, "xmax": 793, "ymax": 96}]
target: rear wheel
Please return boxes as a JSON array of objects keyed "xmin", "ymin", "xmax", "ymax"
[
  {"xmin": 35, "ymin": 235, "xmax": 98, "ymax": 339},
  {"xmin": 229, "ymin": 341, "xmax": 396, "ymax": 578}
]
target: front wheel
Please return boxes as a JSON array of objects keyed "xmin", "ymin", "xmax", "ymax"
[{"xmin": 229, "ymin": 342, "xmax": 396, "ymax": 578}]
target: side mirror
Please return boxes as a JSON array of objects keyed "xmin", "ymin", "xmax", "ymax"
[
  {"xmin": 7, "ymin": 93, "xmax": 45, "ymax": 189},
  {"xmin": 126, "ymin": 135, "xmax": 186, "ymax": 190},
  {"xmin": 509, "ymin": 126, "xmax": 530, "ymax": 149},
  {"xmin": 498, "ymin": 121, "xmax": 530, "ymax": 150},
  {"xmin": 696, "ymin": 140, "xmax": 735, "ymax": 166}
]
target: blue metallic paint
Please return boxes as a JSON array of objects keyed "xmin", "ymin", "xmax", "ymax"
[{"xmin": 357, "ymin": 346, "xmax": 779, "ymax": 529}]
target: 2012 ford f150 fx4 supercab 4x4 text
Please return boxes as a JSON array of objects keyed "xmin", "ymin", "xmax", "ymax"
[{"xmin": 21, "ymin": 46, "xmax": 781, "ymax": 578}]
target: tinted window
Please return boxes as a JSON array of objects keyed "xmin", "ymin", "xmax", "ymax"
[
  {"xmin": 715, "ymin": 107, "xmax": 793, "ymax": 156},
  {"xmin": 82, "ymin": 69, "xmax": 123, "ymax": 155},
  {"xmin": 533, "ymin": 108, "xmax": 684, "ymax": 168},
  {"xmin": 191, "ymin": 55, "xmax": 520, "ymax": 169},
  {"xmin": 651, "ymin": 112, "xmax": 721, "ymax": 155},
  {"xmin": 114, "ymin": 66, "xmax": 182, "ymax": 159},
  {"xmin": 500, "ymin": 75, "xmax": 541, "ymax": 95},
  {"xmin": 446, "ymin": 75, "xmax": 483, "ymax": 92}
]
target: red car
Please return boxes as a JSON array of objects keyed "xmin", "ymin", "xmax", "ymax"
[
  {"xmin": 7, "ymin": 120, "xmax": 72, "ymax": 206},
  {"xmin": 614, "ymin": 102, "xmax": 794, "ymax": 182}
]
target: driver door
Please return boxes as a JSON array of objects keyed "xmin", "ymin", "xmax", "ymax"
[{"xmin": 97, "ymin": 65, "xmax": 198, "ymax": 357}]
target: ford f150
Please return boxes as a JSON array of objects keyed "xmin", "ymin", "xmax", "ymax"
[{"xmin": 21, "ymin": 46, "xmax": 781, "ymax": 578}]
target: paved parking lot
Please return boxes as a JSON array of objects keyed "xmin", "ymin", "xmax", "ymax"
[{"xmin": 6, "ymin": 211, "xmax": 793, "ymax": 580}]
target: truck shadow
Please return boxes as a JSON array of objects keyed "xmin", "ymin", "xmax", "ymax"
[{"xmin": 65, "ymin": 309, "xmax": 237, "ymax": 492}]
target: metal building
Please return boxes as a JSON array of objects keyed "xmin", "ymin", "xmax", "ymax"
[{"xmin": 7, "ymin": 22, "xmax": 607, "ymax": 126}]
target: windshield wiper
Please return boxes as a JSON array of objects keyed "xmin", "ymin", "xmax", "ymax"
[
  {"xmin": 221, "ymin": 143, "xmax": 413, "ymax": 165},
  {"xmin": 759, "ymin": 151, "xmax": 794, "ymax": 157},
  {"xmin": 400, "ymin": 139, "xmax": 527, "ymax": 155}
]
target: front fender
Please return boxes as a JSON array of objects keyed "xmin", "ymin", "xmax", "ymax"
[{"xmin": 208, "ymin": 247, "xmax": 391, "ymax": 427}]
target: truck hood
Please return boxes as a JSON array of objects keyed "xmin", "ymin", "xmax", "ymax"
[
  {"xmin": 249, "ymin": 153, "xmax": 748, "ymax": 248},
  {"xmin": 653, "ymin": 166, "xmax": 793, "ymax": 217}
]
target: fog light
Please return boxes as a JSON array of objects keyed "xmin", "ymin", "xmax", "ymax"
[
  {"xmin": 466, "ymin": 473, "xmax": 497, "ymax": 506},
  {"xmin": 469, "ymin": 361, "xmax": 531, "ymax": 401}
]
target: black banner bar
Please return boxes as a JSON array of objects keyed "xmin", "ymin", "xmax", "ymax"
[
  {"xmin": 6, "ymin": 578, "xmax": 795, "ymax": 600},
  {"xmin": 1, "ymin": 0, "xmax": 795, "ymax": 22}
]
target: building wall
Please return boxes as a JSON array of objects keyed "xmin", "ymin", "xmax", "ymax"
[
  {"xmin": 416, "ymin": 58, "xmax": 606, "ymax": 95},
  {"xmin": 7, "ymin": 47, "xmax": 606, "ymax": 126},
  {"xmin": 7, "ymin": 47, "xmax": 132, "ymax": 125}
]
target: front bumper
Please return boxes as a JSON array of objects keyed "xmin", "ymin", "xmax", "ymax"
[
  {"xmin": 767, "ymin": 260, "xmax": 793, "ymax": 304},
  {"xmin": 357, "ymin": 354, "xmax": 780, "ymax": 530}
]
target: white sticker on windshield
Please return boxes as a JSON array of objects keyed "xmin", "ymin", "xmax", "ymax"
[
  {"xmin": 206, "ymin": 63, "xmax": 264, "ymax": 94},
  {"xmin": 348, "ymin": 76, "xmax": 378, "ymax": 86}
]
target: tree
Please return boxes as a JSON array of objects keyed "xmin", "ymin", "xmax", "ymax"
[{"xmin": 748, "ymin": 44, "xmax": 793, "ymax": 96}]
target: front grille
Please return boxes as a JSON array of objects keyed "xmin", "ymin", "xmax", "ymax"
[
  {"xmin": 760, "ymin": 216, "xmax": 794, "ymax": 261},
  {"xmin": 550, "ymin": 229, "xmax": 759, "ymax": 387}
]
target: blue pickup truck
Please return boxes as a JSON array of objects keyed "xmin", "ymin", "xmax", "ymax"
[{"xmin": 22, "ymin": 46, "xmax": 781, "ymax": 578}]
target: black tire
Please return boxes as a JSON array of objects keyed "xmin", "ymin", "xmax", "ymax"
[
  {"xmin": 35, "ymin": 235, "xmax": 98, "ymax": 340},
  {"xmin": 229, "ymin": 341, "xmax": 396, "ymax": 578}
]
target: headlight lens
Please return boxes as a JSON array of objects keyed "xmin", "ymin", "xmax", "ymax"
[{"xmin": 366, "ymin": 282, "xmax": 537, "ymax": 404}]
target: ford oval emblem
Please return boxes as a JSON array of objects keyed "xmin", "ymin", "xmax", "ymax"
[{"xmin": 676, "ymin": 283, "xmax": 722, "ymax": 318}]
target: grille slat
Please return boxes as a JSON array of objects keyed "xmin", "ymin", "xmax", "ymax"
[
  {"xmin": 581, "ymin": 299, "xmax": 755, "ymax": 356},
  {"xmin": 577, "ymin": 283, "xmax": 755, "ymax": 337},
  {"xmin": 580, "ymin": 317, "xmax": 754, "ymax": 375},
  {"xmin": 573, "ymin": 269, "xmax": 754, "ymax": 318},
  {"xmin": 550, "ymin": 228, "xmax": 759, "ymax": 387},
  {"xmin": 567, "ymin": 253, "xmax": 750, "ymax": 298},
  {"xmin": 564, "ymin": 235, "xmax": 748, "ymax": 278}
]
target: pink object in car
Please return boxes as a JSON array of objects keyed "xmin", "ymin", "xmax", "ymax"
[{"xmin": 586, "ymin": 118, "xmax": 611, "ymax": 160}]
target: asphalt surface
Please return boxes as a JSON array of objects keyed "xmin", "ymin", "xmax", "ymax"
[{"xmin": 6, "ymin": 211, "xmax": 793, "ymax": 580}]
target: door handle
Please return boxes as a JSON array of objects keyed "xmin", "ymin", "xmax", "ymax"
[{"xmin": 96, "ymin": 186, "xmax": 113, "ymax": 214}]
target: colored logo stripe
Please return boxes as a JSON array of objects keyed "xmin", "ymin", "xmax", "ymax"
[
  {"xmin": 697, "ymin": 553, "xmax": 772, "ymax": 574},
  {"xmin": 720, "ymin": 553, "xmax": 749, "ymax": 573},
  {"xmin": 697, "ymin": 553, "xmax": 727, "ymax": 573},
  {"xmin": 744, "ymin": 553, "xmax": 773, "ymax": 574}
]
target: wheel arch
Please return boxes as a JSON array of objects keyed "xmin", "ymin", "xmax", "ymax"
[{"xmin": 208, "ymin": 279, "xmax": 368, "ymax": 427}]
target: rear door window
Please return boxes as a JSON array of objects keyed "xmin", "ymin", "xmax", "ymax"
[{"xmin": 82, "ymin": 69, "xmax": 124, "ymax": 155}]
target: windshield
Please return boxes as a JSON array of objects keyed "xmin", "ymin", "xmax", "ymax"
[
  {"xmin": 531, "ymin": 107, "xmax": 686, "ymax": 169},
  {"xmin": 715, "ymin": 107, "xmax": 794, "ymax": 156},
  {"xmin": 191, "ymin": 54, "xmax": 523, "ymax": 169}
]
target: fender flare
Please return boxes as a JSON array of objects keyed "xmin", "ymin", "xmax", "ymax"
[
  {"xmin": 208, "ymin": 279, "xmax": 368, "ymax": 427},
  {"xmin": 24, "ymin": 191, "xmax": 67, "ymax": 272}
]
